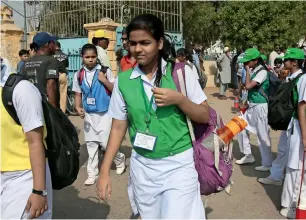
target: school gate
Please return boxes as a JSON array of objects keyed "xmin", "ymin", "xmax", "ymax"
[{"xmin": 27, "ymin": 1, "xmax": 184, "ymax": 79}]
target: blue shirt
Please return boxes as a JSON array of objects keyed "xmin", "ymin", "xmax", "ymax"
[{"xmin": 16, "ymin": 60, "xmax": 25, "ymax": 74}]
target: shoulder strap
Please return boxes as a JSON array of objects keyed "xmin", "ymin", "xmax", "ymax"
[
  {"xmin": 77, "ymin": 68, "xmax": 85, "ymax": 85},
  {"xmin": 256, "ymin": 66, "xmax": 269, "ymax": 101},
  {"xmin": 2, "ymin": 74, "xmax": 26, "ymax": 125},
  {"xmin": 172, "ymin": 63, "xmax": 196, "ymax": 142}
]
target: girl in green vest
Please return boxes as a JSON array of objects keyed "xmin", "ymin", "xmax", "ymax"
[
  {"xmin": 279, "ymin": 48, "xmax": 306, "ymax": 218},
  {"xmin": 96, "ymin": 14, "xmax": 209, "ymax": 219},
  {"xmin": 236, "ymin": 48, "xmax": 273, "ymax": 171}
]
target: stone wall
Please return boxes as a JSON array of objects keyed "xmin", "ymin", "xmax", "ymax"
[{"xmin": 1, "ymin": 6, "xmax": 24, "ymax": 71}]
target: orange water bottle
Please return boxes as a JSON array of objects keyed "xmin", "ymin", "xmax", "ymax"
[{"xmin": 216, "ymin": 116, "xmax": 248, "ymax": 144}]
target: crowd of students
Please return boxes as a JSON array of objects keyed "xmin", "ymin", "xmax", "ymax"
[{"xmin": 1, "ymin": 12, "xmax": 306, "ymax": 219}]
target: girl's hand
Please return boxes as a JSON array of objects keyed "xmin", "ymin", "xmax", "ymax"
[
  {"xmin": 152, "ymin": 87, "xmax": 183, "ymax": 107},
  {"xmin": 96, "ymin": 172, "xmax": 112, "ymax": 203},
  {"xmin": 98, "ymin": 71, "xmax": 107, "ymax": 83},
  {"xmin": 76, "ymin": 107, "xmax": 85, "ymax": 119}
]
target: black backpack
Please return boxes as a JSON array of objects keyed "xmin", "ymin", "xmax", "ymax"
[
  {"xmin": 267, "ymin": 73, "xmax": 304, "ymax": 130},
  {"xmin": 2, "ymin": 74, "xmax": 80, "ymax": 190},
  {"xmin": 257, "ymin": 66, "xmax": 282, "ymax": 101}
]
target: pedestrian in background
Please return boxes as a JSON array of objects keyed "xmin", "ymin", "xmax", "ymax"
[
  {"xmin": 217, "ymin": 46, "xmax": 231, "ymax": 99},
  {"xmin": 53, "ymin": 41, "xmax": 69, "ymax": 113},
  {"xmin": 16, "ymin": 49, "xmax": 29, "ymax": 74}
]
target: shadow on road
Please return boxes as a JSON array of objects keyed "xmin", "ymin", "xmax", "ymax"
[
  {"xmin": 53, "ymin": 186, "xmax": 110, "ymax": 219},
  {"xmin": 232, "ymin": 139, "xmax": 282, "ymax": 211}
]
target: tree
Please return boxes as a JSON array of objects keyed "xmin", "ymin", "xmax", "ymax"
[
  {"xmin": 217, "ymin": 1, "xmax": 306, "ymax": 52},
  {"xmin": 183, "ymin": 1, "xmax": 219, "ymax": 48}
]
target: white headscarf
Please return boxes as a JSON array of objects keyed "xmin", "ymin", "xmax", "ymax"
[{"xmin": 1, "ymin": 57, "xmax": 13, "ymax": 87}]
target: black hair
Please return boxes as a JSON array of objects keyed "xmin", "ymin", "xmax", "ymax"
[
  {"xmin": 176, "ymin": 48, "xmax": 187, "ymax": 57},
  {"xmin": 19, "ymin": 49, "xmax": 29, "ymax": 56},
  {"xmin": 126, "ymin": 14, "xmax": 169, "ymax": 87},
  {"xmin": 274, "ymin": 58, "xmax": 283, "ymax": 66},
  {"xmin": 92, "ymin": 37, "xmax": 98, "ymax": 46},
  {"xmin": 257, "ymin": 57, "xmax": 271, "ymax": 73},
  {"xmin": 30, "ymin": 42, "xmax": 39, "ymax": 52},
  {"xmin": 163, "ymin": 38, "xmax": 176, "ymax": 60},
  {"xmin": 81, "ymin": 43, "xmax": 97, "ymax": 56},
  {"xmin": 54, "ymin": 41, "xmax": 61, "ymax": 48}
]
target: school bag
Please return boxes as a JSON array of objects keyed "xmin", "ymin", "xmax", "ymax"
[
  {"xmin": 172, "ymin": 62, "xmax": 233, "ymax": 196},
  {"xmin": 77, "ymin": 65, "xmax": 111, "ymax": 96},
  {"xmin": 2, "ymin": 74, "xmax": 80, "ymax": 190},
  {"xmin": 256, "ymin": 66, "xmax": 282, "ymax": 101},
  {"xmin": 268, "ymin": 73, "xmax": 304, "ymax": 130}
]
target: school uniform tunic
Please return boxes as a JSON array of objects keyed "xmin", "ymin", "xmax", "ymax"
[
  {"xmin": 237, "ymin": 65, "xmax": 273, "ymax": 167},
  {"xmin": 108, "ymin": 59, "xmax": 207, "ymax": 219},
  {"xmin": 72, "ymin": 65, "xmax": 124, "ymax": 177},
  {"xmin": 282, "ymin": 70, "xmax": 306, "ymax": 208}
]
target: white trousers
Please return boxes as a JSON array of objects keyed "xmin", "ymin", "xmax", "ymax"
[
  {"xmin": 86, "ymin": 141, "xmax": 125, "ymax": 177},
  {"xmin": 1, "ymin": 163, "xmax": 53, "ymax": 219},
  {"xmin": 128, "ymin": 148, "xmax": 205, "ymax": 219},
  {"xmin": 237, "ymin": 104, "xmax": 273, "ymax": 167},
  {"xmin": 269, "ymin": 131, "xmax": 288, "ymax": 181},
  {"xmin": 281, "ymin": 166, "xmax": 306, "ymax": 208},
  {"xmin": 237, "ymin": 129, "xmax": 273, "ymax": 167}
]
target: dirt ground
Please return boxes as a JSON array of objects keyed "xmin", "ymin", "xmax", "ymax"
[{"xmin": 53, "ymin": 87, "xmax": 285, "ymax": 219}]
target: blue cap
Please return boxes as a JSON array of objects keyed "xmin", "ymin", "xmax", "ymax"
[{"xmin": 33, "ymin": 32, "xmax": 57, "ymax": 48}]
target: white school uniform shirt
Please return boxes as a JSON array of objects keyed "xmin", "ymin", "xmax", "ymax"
[
  {"xmin": 108, "ymin": 59, "xmax": 207, "ymax": 120},
  {"xmin": 286, "ymin": 69, "xmax": 306, "ymax": 169},
  {"xmin": 10, "ymin": 80, "xmax": 45, "ymax": 133},
  {"xmin": 187, "ymin": 61, "xmax": 200, "ymax": 80},
  {"xmin": 72, "ymin": 64, "xmax": 115, "ymax": 141}
]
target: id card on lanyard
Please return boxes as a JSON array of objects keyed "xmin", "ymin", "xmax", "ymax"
[
  {"xmin": 133, "ymin": 79, "xmax": 158, "ymax": 151},
  {"xmin": 85, "ymin": 69, "xmax": 99, "ymax": 106}
]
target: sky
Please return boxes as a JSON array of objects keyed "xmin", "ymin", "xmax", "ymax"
[{"xmin": 2, "ymin": 0, "xmax": 25, "ymax": 30}]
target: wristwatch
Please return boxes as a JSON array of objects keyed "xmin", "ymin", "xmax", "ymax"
[{"xmin": 32, "ymin": 189, "xmax": 47, "ymax": 197}]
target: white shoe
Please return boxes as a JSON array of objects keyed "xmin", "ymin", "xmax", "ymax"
[
  {"xmin": 235, "ymin": 154, "xmax": 255, "ymax": 165},
  {"xmin": 84, "ymin": 176, "xmax": 98, "ymax": 185},
  {"xmin": 255, "ymin": 166, "xmax": 271, "ymax": 172},
  {"xmin": 280, "ymin": 207, "xmax": 296, "ymax": 219},
  {"xmin": 116, "ymin": 154, "xmax": 126, "ymax": 175},
  {"xmin": 258, "ymin": 177, "xmax": 282, "ymax": 186}
]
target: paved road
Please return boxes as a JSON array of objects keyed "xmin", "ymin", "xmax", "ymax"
[{"xmin": 53, "ymin": 88, "xmax": 285, "ymax": 219}]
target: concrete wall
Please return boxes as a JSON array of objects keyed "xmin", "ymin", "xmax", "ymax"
[{"xmin": 203, "ymin": 60, "xmax": 218, "ymax": 88}]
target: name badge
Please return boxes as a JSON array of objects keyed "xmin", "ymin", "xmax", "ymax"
[
  {"xmin": 87, "ymin": 97, "xmax": 96, "ymax": 105},
  {"xmin": 133, "ymin": 131, "xmax": 157, "ymax": 151}
]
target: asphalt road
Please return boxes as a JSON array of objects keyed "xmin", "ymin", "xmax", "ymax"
[{"xmin": 53, "ymin": 88, "xmax": 285, "ymax": 219}]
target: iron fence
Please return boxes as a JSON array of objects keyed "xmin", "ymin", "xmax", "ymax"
[{"xmin": 26, "ymin": 0, "xmax": 182, "ymax": 37}]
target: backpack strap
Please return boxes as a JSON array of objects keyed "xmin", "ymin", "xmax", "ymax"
[
  {"xmin": 2, "ymin": 74, "xmax": 26, "ymax": 125},
  {"xmin": 77, "ymin": 68, "xmax": 85, "ymax": 85},
  {"xmin": 255, "ymin": 66, "xmax": 269, "ymax": 101},
  {"xmin": 172, "ymin": 63, "xmax": 196, "ymax": 142}
]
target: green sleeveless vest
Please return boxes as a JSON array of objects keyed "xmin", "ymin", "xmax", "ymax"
[
  {"xmin": 248, "ymin": 67, "xmax": 269, "ymax": 103},
  {"xmin": 118, "ymin": 64, "xmax": 192, "ymax": 159}
]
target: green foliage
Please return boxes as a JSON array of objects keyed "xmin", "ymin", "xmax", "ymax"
[
  {"xmin": 217, "ymin": 1, "xmax": 306, "ymax": 51},
  {"xmin": 183, "ymin": 1, "xmax": 306, "ymax": 52},
  {"xmin": 183, "ymin": 1, "xmax": 219, "ymax": 48}
]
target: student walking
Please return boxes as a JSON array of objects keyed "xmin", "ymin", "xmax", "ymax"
[
  {"xmin": 72, "ymin": 44, "xmax": 125, "ymax": 186},
  {"xmin": 1, "ymin": 67, "xmax": 52, "ymax": 219},
  {"xmin": 279, "ymin": 48, "xmax": 306, "ymax": 219},
  {"xmin": 236, "ymin": 48, "xmax": 273, "ymax": 171},
  {"xmin": 96, "ymin": 14, "xmax": 209, "ymax": 219}
]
